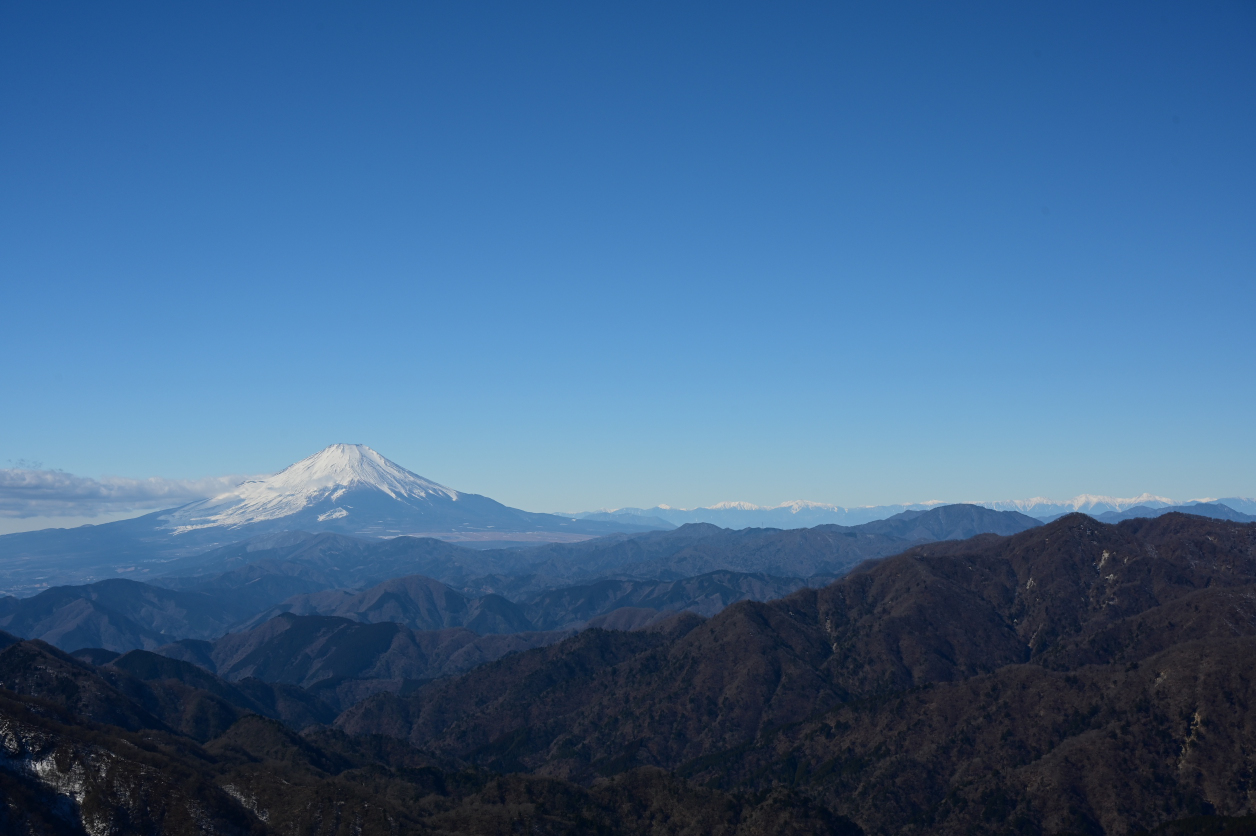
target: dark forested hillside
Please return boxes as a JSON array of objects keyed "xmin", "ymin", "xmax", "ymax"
[
  {"xmin": 0, "ymin": 634, "xmax": 843, "ymax": 835},
  {"xmin": 521, "ymin": 570, "xmax": 824, "ymax": 629},
  {"xmin": 477, "ymin": 504, "xmax": 1040, "ymax": 586},
  {"xmin": 0, "ymin": 505, "xmax": 1040, "ymax": 656},
  {"xmin": 0, "ymin": 579, "xmax": 260, "ymax": 652},
  {"xmin": 339, "ymin": 514, "xmax": 1256, "ymax": 834},
  {"xmin": 155, "ymin": 612, "xmax": 577, "ymax": 711},
  {"xmin": 236, "ymin": 573, "xmax": 535, "ymax": 633}
]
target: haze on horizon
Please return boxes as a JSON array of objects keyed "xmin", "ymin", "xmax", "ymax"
[{"xmin": 2, "ymin": 3, "xmax": 1253, "ymax": 529}]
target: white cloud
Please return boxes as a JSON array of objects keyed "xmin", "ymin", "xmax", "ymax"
[{"xmin": 0, "ymin": 468, "xmax": 253, "ymax": 518}]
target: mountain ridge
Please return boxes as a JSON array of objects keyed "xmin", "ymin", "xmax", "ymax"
[
  {"xmin": 572, "ymin": 494, "xmax": 1256, "ymax": 528},
  {"xmin": 0, "ymin": 505, "xmax": 1045, "ymax": 655},
  {"xmin": 338, "ymin": 513, "xmax": 1256, "ymax": 833}
]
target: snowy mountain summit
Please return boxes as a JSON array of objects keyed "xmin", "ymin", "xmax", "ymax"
[
  {"xmin": 156, "ymin": 443, "xmax": 642, "ymax": 541},
  {"xmin": 161, "ymin": 444, "xmax": 459, "ymax": 533},
  {"xmin": 254, "ymin": 443, "xmax": 459, "ymax": 504}
]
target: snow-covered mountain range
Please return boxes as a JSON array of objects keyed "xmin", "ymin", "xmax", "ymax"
[{"xmin": 572, "ymin": 494, "xmax": 1256, "ymax": 530}]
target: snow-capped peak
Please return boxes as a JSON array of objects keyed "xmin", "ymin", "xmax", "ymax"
[
  {"xmin": 161, "ymin": 444, "xmax": 458, "ymax": 532},
  {"xmin": 777, "ymin": 500, "xmax": 845, "ymax": 513},
  {"xmin": 977, "ymin": 494, "xmax": 1177, "ymax": 515},
  {"xmin": 247, "ymin": 443, "xmax": 457, "ymax": 502}
]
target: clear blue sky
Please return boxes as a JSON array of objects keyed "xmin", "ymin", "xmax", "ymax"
[{"xmin": 1, "ymin": 1, "xmax": 1253, "ymax": 517}]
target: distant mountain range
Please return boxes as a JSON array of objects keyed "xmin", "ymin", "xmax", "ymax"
[
  {"xmin": 571, "ymin": 493, "xmax": 1256, "ymax": 528},
  {"xmin": 0, "ymin": 444, "xmax": 666, "ymax": 595},
  {"xmin": 3, "ymin": 443, "xmax": 1250, "ymax": 597},
  {"xmin": 0, "ymin": 504, "xmax": 1041, "ymax": 654},
  {"xmin": 1091, "ymin": 501, "xmax": 1255, "ymax": 524}
]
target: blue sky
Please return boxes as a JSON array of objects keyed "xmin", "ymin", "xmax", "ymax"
[{"xmin": 1, "ymin": 1, "xmax": 1253, "ymax": 526}]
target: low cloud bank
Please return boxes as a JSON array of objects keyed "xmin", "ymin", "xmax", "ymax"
[{"xmin": 0, "ymin": 469, "xmax": 251, "ymax": 518}]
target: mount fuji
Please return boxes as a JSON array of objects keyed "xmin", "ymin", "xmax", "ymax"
[
  {"xmin": 0, "ymin": 445, "xmax": 664, "ymax": 594},
  {"xmin": 157, "ymin": 443, "xmax": 610, "ymax": 540}
]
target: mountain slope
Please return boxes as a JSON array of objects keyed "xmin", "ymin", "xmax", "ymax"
[
  {"xmin": 156, "ymin": 612, "xmax": 578, "ymax": 710},
  {"xmin": 0, "ymin": 579, "xmax": 258, "ymax": 652},
  {"xmin": 158, "ymin": 530, "xmax": 528, "ymax": 604},
  {"xmin": 0, "ymin": 646, "xmax": 842, "ymax": 836},
  {"xmin": 521, "ymin": 571, "xmax": 825, "ymax": 630},
  {"xmin": 218, "ymin": 566, "xmax": 826, "ymax": 637},
  {"xmin": 854, "ymin": 502, "xmax": 1040, "ymax": 539},
  {"xmin": 499, "ymin": 504, "xmax": 1040, "ymax": 584},
  {"xmin": 696, "ymin": 637, "xmax": 1256, "ymax": 835},
  {"xmin": 1093, "ymin": 501, "xmax": 1256, "ymax": 523},
  {"xmin": 162, "ymin": 444, "xmax": 462, "ymax": 532},
  {"xmin": 239, "ymin": 574, "xmax": 533, "ymax": 634},
  {"xmin": 0, "ymin": 639, "xmax": 335, "ymax": 739},
  {"xmin": 339, "ymin": 514, "xmax": 1256, "ymax": 833}
]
